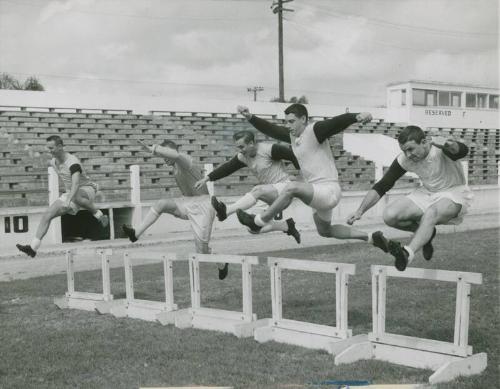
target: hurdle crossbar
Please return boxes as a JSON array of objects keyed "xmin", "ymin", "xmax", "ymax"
[
  {"xmin": 335, "ymin": 265, "xmax": 487, "ymax": 384},
  {"xmin": 54, "ymin": 249, "xmax": 117, "ymax": 312},
  {"xmin": 110, "ymin": 251, "xmax": 181, "ymax": 323},
  {"xmin": 254, "ymin": 257, "xmax": 365, "ymax": 353},
  {"xmin": 173, "ymin": 254, "xmax": 264, "ymax": 337}
]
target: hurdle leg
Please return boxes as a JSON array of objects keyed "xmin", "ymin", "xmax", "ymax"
[
  {"xmin": 429, "ymin": 352, "xmax": 487, "ymax": 384},
  {"xmin": 54, "ymin": 251, "xmax": 74, "ymax": 309}
]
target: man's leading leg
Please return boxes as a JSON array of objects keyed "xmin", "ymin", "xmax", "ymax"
[
  {"xmin": 16, "ymin": 200, "xmax": 68, "ymax": 257},
  {"xmin": 388, "ymin": 199, "xmax": 460, "ymax": 271},
  {"xmin": 123, "ymin": 199, "xmax": 181, "ymax": 242}
]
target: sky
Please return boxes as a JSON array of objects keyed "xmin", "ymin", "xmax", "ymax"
[{"xmin": 0, "ymin": 0, "xmax": 498, "ymax": 106}]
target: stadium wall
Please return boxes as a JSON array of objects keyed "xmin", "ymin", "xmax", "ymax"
[{"xmin": 1, "ymin": 184, "xmax": 498, "ymax": 249}]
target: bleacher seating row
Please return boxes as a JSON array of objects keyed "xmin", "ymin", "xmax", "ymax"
[{"xmin": 0, "ymin": 108, "xmax": 497, "ymax": 207}]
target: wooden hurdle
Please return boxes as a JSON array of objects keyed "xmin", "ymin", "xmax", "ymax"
[
  {"xmin": 109, "ymin": 251, "xmax": 181, "ymax": 323},
  {"xmin": 335, "ymin": 265, "xmax": 487, "ymax": 384},
  {"xmin": 54, "ymin": 249, "xmax": 119, "ymax": 312},
  {"xmin": 254, "ymin": 257, "xmax": 365, "ymax": 353},
  {"xmin": 169, "ymin": 254, "xmax": 264, "ymax": 337}
]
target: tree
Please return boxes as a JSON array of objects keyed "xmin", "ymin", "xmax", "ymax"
[
  {"xmin": 0, "ymin": 73, "xmax": 45, "ymax": 91},
  {"xmin": 270, "ymin": 95, "xmax": 308, "ymax": 104},
  {"xmin": 24, "ymin": 76, "xmax": 45, "ymax": 91},
  {"xmin": 0, "ymin": 73, "xmax": 22, "ymax": 90}
]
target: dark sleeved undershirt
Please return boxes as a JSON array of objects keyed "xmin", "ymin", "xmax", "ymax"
[
  {"xmin": 312, "ymin": 113, "xmax": 359, "ymax": 143},
  {"xmin": 69, "ymin": 164, "xmax": 82, "ymax": 175},
  {"xmin": 271, "ymin": 144, "xmax": 300, "ymax": 170},
  {"xmin": 207, "ymin": 155, "xmax": 246, "ymax": 181},
  {"xmin": 372, "ymin": 158, "xmax": 407, "ymax": 197},
  {"xmin": 442, "ymin": 141, "xmax": 469, "ymax": 161},
  {"xmin": 248, "ymin": 116, "xmax": 291, "ymax": 143}
]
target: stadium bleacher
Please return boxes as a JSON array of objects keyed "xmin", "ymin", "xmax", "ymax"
[{"xmin": 0, "ymin": 108, "xmax": 497, "ymax": 208}]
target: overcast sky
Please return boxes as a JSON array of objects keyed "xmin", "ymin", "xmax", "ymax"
[{"xmin": 0, "ymin": 0, "xmax": 498, "ymax": 106}]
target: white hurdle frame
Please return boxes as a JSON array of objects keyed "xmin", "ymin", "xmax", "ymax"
[
  {"xmin": 54, "ymin": 249, "xmax": 116, "ymax": 312},
  {"xmin": 109, "ymin": 251, "xmax": 181, "ymax": 322},
  {"xmin": 335, "ymin": 265, "xmax": 487, "ymax": 384},
  {"xmin": 172, "ymin": 254, "xmax": 263, "ymax": 337},
  {"xmin": 254, "ymin": 258, "xmax": 365, "ymax": 353}
]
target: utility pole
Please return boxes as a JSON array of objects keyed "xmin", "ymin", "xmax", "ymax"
[
  {"xmin": 247, "ymin": 86, "xmax": 264, "ymax": 102},
  {"xmin": 271, "ymin": 0, "xmax": 294, "ymax": 102}
]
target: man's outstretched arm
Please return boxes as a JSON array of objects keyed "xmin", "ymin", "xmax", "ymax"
[
  {"xmin": 271, "ymin": 144, "xmax": 300, "ymax": 169},
  {"xmin": 347, "ymin": 158, "xmax": 406, "ymax": 224},
  {"xmin": 313, "ymin": 112, "xmax": 372, "ymax": 143},
  {"xmin": 238, "ymin": 105, "xmax": 291, "ymax": 143}
]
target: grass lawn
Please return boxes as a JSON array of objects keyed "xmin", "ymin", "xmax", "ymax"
[{"xmin": 0, "ymin": 228, "xmax": 498, "ymax": 389}]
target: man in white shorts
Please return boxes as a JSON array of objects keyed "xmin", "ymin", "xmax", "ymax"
[
  {"xmin": 347, "ymin": 125, "xmax": 472, "ymax": 271},
  {"xmin": 121, "ymin": 139, "xmax": 222, "ymax": 276},
  {"xmin": 194, "ymin": 130, "xmax": 301, "ymax": 243},
  {"xmin": 16, "ymin": 135, "xmax": 108, "ymax": 257},
  {"xmin": 235, "ymin": 104, "xmax": 383, "ymax": 250}
]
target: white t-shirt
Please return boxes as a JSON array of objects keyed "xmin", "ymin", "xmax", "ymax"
[
  {"xmin": 397, "ymin": 145, "xmax": 466, "ymax": 192},
  {"xmin": 50, "ymin": 153, "xmax": 94, "ymax": 191},
  {"xmin": 237, "ymin": 142, "xmax": 290, "ymax": 184},
  {"xmin": 291, "ymin": 122, "xmax": 339, "ymax": 185}
]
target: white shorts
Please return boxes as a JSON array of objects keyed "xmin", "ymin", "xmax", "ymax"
[
  {"xmin": 59, "ymin": 185, "xmax": 97, "ymax": 215},
  {"xmin": 406, "ymin": 185, "xmax": 474, "ymax": 225},
  {"xmin": 174, "ymin": 195, "xmax": 216, "ymax": 243},
  {"xmin": 309, "ymin": 182, "xmax": 342, "ymax": 221}
]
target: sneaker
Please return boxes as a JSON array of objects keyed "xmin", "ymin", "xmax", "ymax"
[
  {"xmin": 388, "ymin": 240, "xmax": 409, "ymax": 271},
  {"xmin": 16, "ymin": 244, "xmax": 36, "ymax": 258},
  {"xmin": 218, "ymin": 263, "xmax": 229, "ymax": 280},
  {"xmin": 99, "ymin": 215, "xmax": 109, "ymax": 228},
  {"xmin": 211, "ymin": 196, "xmax": 227, "ymax": 222},
  {"xmin": 372, "ymin": 231, "xmax": 389, "ymax": 253},
  {"xmin": 285, "ymin": 218, "xmax": 301, "ymax": 244},
  {"xmin": 423, "ymin": 227, "xmax": 437, "ymax": 261},
  {"xmin": 122, "ymin": 224, "xmax": 138, "ymax": 242},
  {"xmin": 236, "ymin": 209, "xmax": 262, "ymax": 233}
]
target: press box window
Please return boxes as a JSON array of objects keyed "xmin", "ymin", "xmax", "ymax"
[
  {"xmin": 477, "ymin": 94, "xmax": 487, "ymax": 108},
  {"xmin": 489, "ymin": 95, "xmax": 498, "ymax": 109},
  {"xmin": 438, "ymin": 91, "xmax": 450, "ymax": 106},
  {"xmin": 466, "ymin": 93, "xmax": 476, "ymax": 108}
]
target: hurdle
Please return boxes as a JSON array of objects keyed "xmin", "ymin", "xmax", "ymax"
[
  {"xmin": 335, "ymin": 265, "xmax": 487, "ymax": 384},
  {"xmin": 254, "ymin": 257, "xmax": 365, "ymax": 353},
  {"xmin": 170, "ymin": 254, "xmax": 263, "ymax": 337},
  {"xmin": 109, "ymin": 251, "xmax": 181, "ymax": 323},
  {"xmin": 54, "ymin": 249, "xmax": 118, "ymax": 312}
]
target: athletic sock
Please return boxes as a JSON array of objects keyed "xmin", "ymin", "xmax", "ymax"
[
  {"xmin": 30, "ymin": 238, "xmax": 41, "ymax": 251},
  {"xmin": 226, "ymin": 193, "xmax": 257, "ymax": 215},
  {"xmin": 404, "ymin": 245, "xmax": 415, "ymax": 263},
  {"xmin": 367, "ymin": 231, "xmax": 373, "ymax": 244},
  {"xmin": 135, "ymin": 208, "xmax": 161, "ymax": 238},
  {"xmin": 254, "ymin": 214, "xmax": 266, "ymax": 227},
  {"xmin": 93, "ymin": 210, "xmax": 103, "ymax": 219}
]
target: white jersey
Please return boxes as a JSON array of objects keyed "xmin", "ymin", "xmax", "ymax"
[
  {"xmin": 50, "ymin": 153, "xmax": 95, "ymax": 192},
  {"xmin": 397, "ymin": 145, "xmax": 466, "ymax": 192},
  {"xmin": 290, "ymin": 122, "xmax": 339, "ymax": 185},
  {"xmin": 174, "ymin": 154, "xmax": 208, "ymax": 197},
  {"xmin": 237, "ymin": 142, "xmax": 290, "ymax": 184}
]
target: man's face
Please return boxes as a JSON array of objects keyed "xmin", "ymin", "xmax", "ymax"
[
  {"xmin": 399, "ymin": 139, "xmax": 429, "ymax": 162},
  {"xmin": 46, "ymin": 140, "xmax": 63, "ymax": 158},
  {"xmin": 285, "ymin": 113, "xmax": 306, "ymax": 137},
  {"xmin": 235, "ymin": 138, "xmax": 257, "ymax": 158}
]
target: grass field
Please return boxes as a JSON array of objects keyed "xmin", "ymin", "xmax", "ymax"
[{"xmin": 0, "ymin": 228, "xmax": 498, "ymax": 389}]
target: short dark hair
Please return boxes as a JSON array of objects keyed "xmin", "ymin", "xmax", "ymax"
[
  {"xmin": 46, "ymin": 135, "xmax": 63, "ymax": 146},
  {"xmin": 233, "ymin": 130, "xmax": 255, "ymax": 143},
  {"xmin": 398, "ymin": 125, "xmax": 426, "ymax": 145},
  {"xmin": 284, "ymin": 103, "xmax": 308, "ymax": 121},
  {"xmin": 160, "ymin": 139, "xmax": 178, "ymax": 150}
]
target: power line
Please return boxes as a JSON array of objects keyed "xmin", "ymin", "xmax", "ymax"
[
  {"xmin": 0, "ymin": 0, "xmax": 273, "ymax": 22},
  {"xmin": 302, "ymin": 3, "xmax": 497, "ymax": 37}
]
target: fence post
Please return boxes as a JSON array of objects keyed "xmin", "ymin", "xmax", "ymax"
[{"xmin": 130, "ymin": 165, "xmax": 142, "ymax": 226}]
